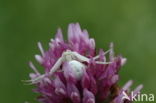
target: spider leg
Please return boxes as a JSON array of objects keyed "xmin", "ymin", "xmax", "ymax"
[
  {"xmin": 93, "ymin": 49, "xmax": 111, "ymax": 60},
  {"xmin": 95, "ymin": 61, "xmax": 112, "ymax": 64},
  {"xmin": 71, "ymin": 51, "xmax": 90, "ymax": 62},
  {"xmin": 49, "ymin": 56, "xmax": 64, "ymax": 75},
  {"xmin": 94, "ymin": 43, "xmax": 114, "ymax": 63},
  {"xmin": 72, "ymin": 51, "xmax": 113, "ymax": 65},
  {"xmin": 24, "ymin": 74, "xmax": 46, "ymax": 84},
  {"xmin": 26, "ymin": 54, "xmax": 65, "ymax": 84}
]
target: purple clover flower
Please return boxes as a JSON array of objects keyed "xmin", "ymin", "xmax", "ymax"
[{"xmin": 28, "ymin": 23, "xmax": 143, "ymax": 103}]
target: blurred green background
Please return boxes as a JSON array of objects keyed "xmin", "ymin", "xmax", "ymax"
[{"xmin": 0, "ymin": 0, "xmax": 156, "ymax": 103}]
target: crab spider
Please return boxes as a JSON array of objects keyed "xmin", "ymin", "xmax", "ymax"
[{"xmin": 27, "ymin": 49, "xmax": 113, "ymax": 84}]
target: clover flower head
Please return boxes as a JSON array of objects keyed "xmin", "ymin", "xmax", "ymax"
[{"xmin": 28, "ymin": 23, "xmax": 143, "ymax": 103}]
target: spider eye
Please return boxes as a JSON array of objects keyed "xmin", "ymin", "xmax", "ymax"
[{"xmin": 68, "ymin": 60, "xmax": 85, "ymax": 80}]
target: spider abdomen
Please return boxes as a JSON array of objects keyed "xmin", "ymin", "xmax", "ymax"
[{"xmin": 68, "ymin": 60, "xmax": 85, "ymax": 80}]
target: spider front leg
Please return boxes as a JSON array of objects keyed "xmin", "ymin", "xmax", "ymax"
[
  {"xmin": 71, "ymin": 51, "xmax": 90, "ymax": 62},
  {"xmin": 49, "ymin": 56, "xmax": 64, "ymax": 75},
  {"xmin": 71, "ymin": 51, "xmax": 112, "ymax": 64},
  {"xmin": 27, "ymin": 55, "xmax": 65, "ymax": 84},
  {"xmin": 93, "ymin": 49, "xmax": 111, "ymax": 60}
]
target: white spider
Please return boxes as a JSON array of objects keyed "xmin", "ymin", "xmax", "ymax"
[{"xmin": 26, "ymin": 43, "xmax": 114, "ymax": 84}]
